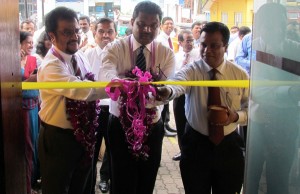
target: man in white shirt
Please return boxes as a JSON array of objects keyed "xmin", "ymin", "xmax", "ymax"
[
  {"xmin": 156, "ymin": 16, "xmax": 177, "ymax": 137},
  {"xmin": 79, "ymin": 15, "xmax": 96, "ymax": 52},
  {"xmin": 157, "ymin": 22, "xmax": 249, "ymax": 194},
  {"xmin": 100, "ymin": 1, "xmax": 175, "ymax": 193},
  {"xmin": 192, "ymin": 21, "xmax": 207, "ymax": 48},
  {"xmin": 37, "ymin": 7, "xmax": 107, "ymax": 194},
  {"xmin": 85, "ymin": 17, "xmax": 117, "ymax": 194},
  {"xmin": 227, "ymin": 26, "xmax": 251, "ymax": 62},
  {"xmin": 172, "ymin": 29, "xmax": 200, "ymax": 161}
]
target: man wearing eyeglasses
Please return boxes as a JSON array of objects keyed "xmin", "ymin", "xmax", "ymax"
[
  {"xmin": 37, "ymin": 7, "xmax": 107, "ymax": 194},
  {"xmin": 99, "ymin": 1, "xmax": 175, "ymax": 194},
  {"xmin": 156, "ymin": 16, "xmax": 177, "ymax": 137},
  {"xmin": 84, "ymin": 17, "xmax": 117, "ymax": 194}
]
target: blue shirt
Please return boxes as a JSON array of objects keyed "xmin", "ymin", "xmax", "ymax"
[{"xmin": 235, "ymin": 33, "xmax": 252, "ymax": 74}]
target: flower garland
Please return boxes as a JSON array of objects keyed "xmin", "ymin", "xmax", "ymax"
[
  {"xmin": 66, "ymin": 72, "xmax": 101, "ymax": 160},
  {"xmin": 106, "ymin": 67, "xmax": 157, "ymax": 160}
]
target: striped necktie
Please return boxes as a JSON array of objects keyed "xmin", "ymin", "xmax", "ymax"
[
  {"xmin": 136, "ymin": 45, "xmax": 146, "ymax": 72},
  {"xmin": 168, "ymin": 37, "xmax": 173, "ymax": 50}
]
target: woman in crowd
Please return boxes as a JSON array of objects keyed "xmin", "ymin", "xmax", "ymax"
[
  {"xmin": 34, "ymin": 31, "xmax": 52, "ymax": 67},
  {"xmin": 20, "ymin": 31, "xmax": 40, "ymax": 194}
]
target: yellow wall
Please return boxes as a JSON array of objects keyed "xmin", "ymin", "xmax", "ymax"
[{"xmin": 210, "ymin": 0, "xmax": 253, "ymax": 29}]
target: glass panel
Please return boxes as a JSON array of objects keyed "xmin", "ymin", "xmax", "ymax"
[{"xmin": 245, "ymin": 2, "xmax": 300, "ymax": 194}]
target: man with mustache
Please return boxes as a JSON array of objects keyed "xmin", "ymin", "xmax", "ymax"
[
  {"xmin": 37, "ymin": 7, "xmax": 107, "ymax": 194},
  {"xmin": 157, "ymin": 22, "xmax": 249, "ymax": 194},
  {"xmin": 99, "ymin": 1, "xmax": 175, "ymax": 193},
  {"xmin": 85, "ymin": 17, "xmax": 117, "ymax": 194}
]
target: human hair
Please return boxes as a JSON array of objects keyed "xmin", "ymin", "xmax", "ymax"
[
  {"xmin": 45, "ymin": 7, "xmax": 78, "ymax": 34},
  {"xmin": 178, "ymin": 29, "xmax": 192, "ymax": 42},
  {"xmin": 132, "ymin": 1, "xmax": 163, "ymax": 22},
  {"xmin": 20, "ymin": 31, "xmax": 32, "ymax": 44},
  {"xmin": 79, "ymin": 15, "xmax": 90, "ymax": 25},
  {"xmin": 95, "ymin": 17, "xmax": 117, "ymax": 32},
  {"xmin": 230, "ymin": 26, "xmax": 239, "ymax": 31},
  {"xmin": 161, "ymin": 17, "xmax": 173, "ymax": 25},
  {"xmin": 36, "ymin": 31, "xmax": 51, "ymax": 57},
  {"xmin": 20, "ymin": 19, "xmax": 36, "ymax": 30},
  {"xmin": 238, "ymin": 26, "xmax": 251, "ymax": 37},
  {"xmin": 191, "ymin": 21, "xmax": 202, "ymax": 30},
  {"xmin": 200, "ymin": 22, "xmax": 230, "ymax": 45}
]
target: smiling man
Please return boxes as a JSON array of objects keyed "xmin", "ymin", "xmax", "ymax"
[
  {"xmin": 156, "ymin": 22, "xmax": 249, "ymax": 194},
  {"xmin": 99, "ymin": 1, "xmax": 175, "ymax": 194},
  {"xmin": 37, "ymin": 7, "xmax": 107, "ymax": 194}
]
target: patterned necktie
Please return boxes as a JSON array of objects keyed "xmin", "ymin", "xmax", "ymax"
[
  {"xmin": 168, "ymin": 37, "xmax": 173, "ymax": 50},
  {"xmin": 71, "ymin": 55, "xmax": 82, "ymax": 79},
  {"xmin": 183, "ymin": 53, "xmax": 189, "ymax": 66},
  {"xmin": 136, "ymin": 45, "xmax": 146, "ymax": 72},
  {"xmin": 208, "ymin": 69, "xmax": 224, "ymax": 144}
]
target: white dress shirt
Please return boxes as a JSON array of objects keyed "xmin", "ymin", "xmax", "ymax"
[
  {"xmin": 175, "ymin": 48, "xmax": 200, "ymax": 73},
  {"xmin": 100, "ymin": 35, "xmax": 175, "ymax": 123},
  {"xmin": 168, "ymin": 59, "xmax": 249, "ymax": 136},
  {"xmin": 156, "ymin": 31, "xmax": 173, "ymax": 49},
  {"xmin": 227, "ymin": 37, "xmax": 241, "ymax": 61},
  {"xmin": 38, "ymin": 46, "xmax": 107, "ymax": 129}
]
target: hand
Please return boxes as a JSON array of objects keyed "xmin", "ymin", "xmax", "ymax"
[
  {"xmin": 25, "ymin": 73, "xmax": 37, "ymax": 82},
  {"xmin": 155, "ymin": 85, "xmax": 172, "ymax": 102},
  {"xmin": 220, "ymin": 107, "xmax": 239, "ymax": 126}
]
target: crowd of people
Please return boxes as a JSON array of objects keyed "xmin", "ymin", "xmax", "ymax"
[{"xmin": 19, "ymin": 1, "xmax": 300, "ymax": 194}]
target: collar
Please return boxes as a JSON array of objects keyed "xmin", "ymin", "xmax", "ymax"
[
  {"xmin": 53, "ymin": 46, "xmax": 73, "ymax": 63},
  {"xmin": 159, "ymin": 30, "xmax": 170, "ymax": 40},
  {"xmin": 95, "ymin": 45, "xmax": 104, "ymax": 57},
  {"xmin": 131, "ymin": 35, "xmax": 152, "ymax": 52},
  {"xmin": 204, "ymin": 59, "xmax": 226, "ymax": 75}
]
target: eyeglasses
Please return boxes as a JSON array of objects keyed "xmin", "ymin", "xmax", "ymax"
[
  {"xmin": 200, "ymin": 43, "xmax": 225, "ymax": 50},
  {"xmin": 183, "ymin": 39, "xmax": 194, "ymax": 44},
  {"xmin": 98, "ymin": 29, "xmax": 115, "ymax": 35},
  {"xmin": 57, "ymin": 28, "xmax": 81, "ymax": 38}
]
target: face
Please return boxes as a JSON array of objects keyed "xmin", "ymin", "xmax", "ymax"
[
  {"xmin": 95, "ymin": 22, "xmax": 116, "ymax": 48},
  {"xmin": 21, "ymin": 22, "xmax": 35, "ymax": 35},
  {"xmin": 79, "ymin": 19, "xmax": 90, "ymax": 33},
  {"xmin": 48, "ymin": 18, "xmax": 81, "ymax": 55},
  {"xmin": 192, "ymin": 24, "xmax": 201, "ymax": 40},
  {"xmin": 20, "ymin": 35, "xmax": 34, "ymax": 55},
  {"xmin": 230, "ymin": 28, "xmax": 239, "ymax": 34},
  {"xmin": 44, "ymin": 38, "xmax": 52, "ymax": 50},
  {"xmin": 179, "ymin": 33, "xmax": 194, "ymax": 53},
  {"xmin": 161, "ymin": 19, "xmax": 174, "ymax": 36},
  {"xmin": 131, "ymin": 12, "xmax": 160, "ymax": 45},
  {"xmin": 200, "ymin": 31, "xmax": 227, "ymax": 68}
]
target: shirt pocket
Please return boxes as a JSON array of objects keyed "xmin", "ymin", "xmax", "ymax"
[{"xmin": 225, "ymin": 90, "xmax": 242, "ymax": 110}]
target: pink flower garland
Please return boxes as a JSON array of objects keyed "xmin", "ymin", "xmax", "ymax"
[
  {"xmin": 106, "ymin": 67, "xmax": 157, "ymax": 160},
  {"xmin": 66, "ymin": 72, "xmax": 101, "ymax": 160}
]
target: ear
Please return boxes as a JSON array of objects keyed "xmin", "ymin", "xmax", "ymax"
[
  {"xmin": 224, "ymin": 44, "xmax": 229, "ymax": 52},
  {"xmin": 131, "ymin": 18, "xmax": 134, "ymax": 27},
  {"xmin": 48, "ymin": 32, "xmax": 56, "ymax": 43}
]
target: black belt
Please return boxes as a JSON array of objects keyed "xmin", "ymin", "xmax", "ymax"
[{"xmin": 41, "ymin": 121, "xmax": 73, "ymax": 134}]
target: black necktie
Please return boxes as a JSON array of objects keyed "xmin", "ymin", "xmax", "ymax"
[
  {"xmin": 71, "ymin": 55, "xmax": 82, "ymax": 79},
  {"xmin": 136, "ymin": 45, "xmax": 146, "ymax": 72},
  {"xmin": 208, "ymin": 69, "xmax": 224, "ymax": 144}
]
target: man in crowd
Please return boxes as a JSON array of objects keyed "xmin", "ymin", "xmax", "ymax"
[
  {"xmin": 157, "ymin": 22, "xmax": 249, "ymax": 194},
  {"xmin": 37, "ymin": 7, "xmax": 107, "ymax": 194},
  {"xmin": 85, "ymin": 17, "xmax": 117, "ymax": 194},
  {"xmin": 99, "ymin": 1, "xmax": 175, "ymax": 193},
  {"xmin": 79, "ymin": 15, "xmax": 96, "ymax": 51},
  {"xmin": 172, "ymin": 29, "xmax": 200, "ymax": 161},
  {"xmin": 156, "ymin": 16, "xmax": 177, "ymax": 137},
  {"xmin": 227, "ymin": 26, "xmax": 251, "ymax": 62},
  {"xmin": 20, "ymin": 19, "xmax": 36, "ymax": 35}
]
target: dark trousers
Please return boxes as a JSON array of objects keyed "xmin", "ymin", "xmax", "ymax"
[
  {"xmin": 161, "ymin": 103, "xmax": 170, "ymax": 125},
  {"xmin": 107, "ymin": 115, "xmax": 164, "ymax": 194},
  {"xmin": 180, "ymin": 124, "xmax": 245, "ymax": 194},
  {"xmin": 173, "ymin": 94, "xmax": 187, "ymax": 149},
  {"xmin": 88, "ymin": 105, "xmax": 110, "ymax": 194},
  {"xmin": 38, "ymin": 122, "xmax": 92, "ymax": 194}
]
